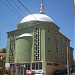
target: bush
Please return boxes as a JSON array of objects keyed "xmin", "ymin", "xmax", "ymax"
[{"xmin": 4, "ymin": 69, "xmax": 8, "ymax": 74}]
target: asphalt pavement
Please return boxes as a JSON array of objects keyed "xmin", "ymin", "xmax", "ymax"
[{"xmin": 71, "ymin": 73, "xmax": 75, "ymax": 75}]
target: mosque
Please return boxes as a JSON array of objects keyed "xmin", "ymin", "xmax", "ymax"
[{"xmin": 5, "ymin": 0, "xmax": 73, "ymax": 75}]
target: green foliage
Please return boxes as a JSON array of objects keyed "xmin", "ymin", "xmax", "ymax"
[
  {"xmin": 2, "ymin": 48, "xmax": 6, "ymax": 53},
  {"xmin": 3, "ymin": 69, "xmax": 8, "ymax": 74}
]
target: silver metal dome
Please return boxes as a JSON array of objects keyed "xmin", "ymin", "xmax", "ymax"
[{"xmin": 20, "ymin": 14, "xmax": 54, "ymax": 23}]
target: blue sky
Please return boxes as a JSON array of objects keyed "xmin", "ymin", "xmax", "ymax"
[{"xmin": 0, "ymin": 0, "xmax": 74, "ymax": 58}]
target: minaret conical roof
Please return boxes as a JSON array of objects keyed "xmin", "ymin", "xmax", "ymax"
[{"xmin": 40, "ymin": 0, "xmax": 44, "ymax": 14}]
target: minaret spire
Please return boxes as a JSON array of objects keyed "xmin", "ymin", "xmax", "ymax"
[{"xmin": 40, "ymin": 0, "xmax": 44, "ymax": 14}]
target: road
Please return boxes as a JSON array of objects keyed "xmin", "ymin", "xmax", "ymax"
[{"xmin": 71, "ymin": 73, "xmax": 75, "ymax": 75}]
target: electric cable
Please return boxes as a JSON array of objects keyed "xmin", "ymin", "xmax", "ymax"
[
  {"xmin": 0, "ymin": 0, "xmax": 21, "ymax": 18},
  {"xmin": 6, "ymin": 0, "xmax": 24, "ymax": 17},
  {"xmin": 11, "ymin": 0, "xmax": 26, "ymax": 15},
  {"xmin": 17, "ymin": 0, "xmax": 38, "ymax": 21}
]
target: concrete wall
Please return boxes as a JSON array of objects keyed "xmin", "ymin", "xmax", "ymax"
[{"xmin": 15, "ymin": 36, "xmax": 32, "ymax": 63}]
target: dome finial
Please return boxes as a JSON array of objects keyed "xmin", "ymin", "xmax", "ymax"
[{"xmin": 40, "ymin": 0, "xmax": 44, "ymax": 14}]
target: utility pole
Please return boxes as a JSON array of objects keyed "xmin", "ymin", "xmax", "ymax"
[{"xmin": 67, "ymin": 46, "xmax": 69, "ymax": 75}]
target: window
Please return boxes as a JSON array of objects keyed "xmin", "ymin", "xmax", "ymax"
[
  {"xmin": 39, "ymin": 62, "xmax": 42, "ymax": 69},
  {"xmin": 34, "ymin": 27, "xmax": 40, "ymax": 60},
  {"xmin": 54, "ymin": 63, "xmax": 56, "ymax": 66},
  {"xmin": 61, "ymin": 36, "xmax": 65, "ymax": 61},
  {"xmin": 47, "ymin": 62, "xmax": 52, "ymax": 66},
  {"xmin": 10, "ymin": 64, "xmax": 14, "ymax": 68},
  {"xmin": 48, "ymin": 28, "xmax": 50, "ymax": 32},
  {"xmin": 48, "ymin": 50, "xmax": 51, "ymax": 55},
  {"xmin": 48, "ymin": 38, "xmax": 50, "ymax": 42},
  {"xmin": 55, "ymin": 32, "xmax": 59, "ymax": 58},
  {"xmin": 25, "ymin": 63, "xmax": 27, "ymax": 70},
  {"xmin": 21, "ymin": 66, "xmax": 23, "ymax": 75},
  {"xmin": 53, "ymin": 63, "xmax": 59, "ymax": 66},
  {"xmin": 36, "ymin": 63, "xmax": 38, "ymax": 69},
  {"xmin": 48, "ymin": 50, "xmax": 51, "ymax": 52},
  {"xmin": 28, "ymin": 63, "xmax": 30, "ymax": 70},
  {"xmin": 15, "ymin": 63, "xmax": 30, "ymax": 75},
  {"xmin": 9, "ymin": 34, "xmax": 15, "ymax": 62},
  {"xmin": 32, "ymin": 62, "xmax": 42, "ymax": 70},
  {"xmin": 32, "ymin": 63, "xmax": 35, "ymax": 70}
]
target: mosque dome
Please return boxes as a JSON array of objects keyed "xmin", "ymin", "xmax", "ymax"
[
  {"xmin": 20, "ymin": 0, "xmax": 54, "ymax": 23},
  {"xmin": 20, "ymin": 14, "xmax": 53, "ymax": 23}
]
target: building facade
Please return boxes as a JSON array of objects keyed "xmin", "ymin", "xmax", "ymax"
[
  {"xmin": 6, "ymin": 0, "xmax": 73, "ymax": 75},
  {"xmin": 0, "ymin": 49, "xmax": 6, "ymax": 75}
]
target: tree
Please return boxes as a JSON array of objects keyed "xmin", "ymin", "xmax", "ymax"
[{"xmin": 2, "ymin": 48, "xmax": 6, "ymax": 53}]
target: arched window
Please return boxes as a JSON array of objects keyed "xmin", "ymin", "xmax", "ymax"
[
  {"xmin": 61, "ymin": 36, "xmax": 64, "ymax": 61},
  {"xmin": 34, "ymin": 27, "xmax": 40, "ymax": 61},
  {"xmin": 55, "ymin": 32, "xmax": 59, "ymax": 58},
  {"xmin": 9, "ymin": 34, "xmax": 15, "ymax": 63}
]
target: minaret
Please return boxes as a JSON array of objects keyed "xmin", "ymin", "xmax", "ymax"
[{"xmin": 40, "ymin": 0, "xmax": 44, "ymax": 14}]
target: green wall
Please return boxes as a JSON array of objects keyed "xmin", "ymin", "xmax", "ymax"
[
  {"xmin": 40, "ymin": 25, "xmax": 46, "ymax": 72},
  {"xmin": 15, "ymin": 36, "xmax": 32, "ymax": 63}
]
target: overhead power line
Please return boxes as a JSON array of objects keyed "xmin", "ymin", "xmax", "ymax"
[
  {"xmin": 6, "ymin": 0, "xmax": 24, "ymax": 17},
  {"xmin": 17, "ymin": 0, "xmax": 38, "ymax": 20},
  {"xmin": 11, "ymin": 0, "xmax": 26, "ymax": 15},
  {"xmin": 0, "ymin": 0, "xmax": 21, "ymax": 18},
  {"xmin": 17, "ymin": 0, "xmax": 32, "ymax": 15}
]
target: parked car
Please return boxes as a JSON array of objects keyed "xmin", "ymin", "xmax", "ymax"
[{"xmin": 53, "ymin": 69, "xmax": 68, "ymax": 75}]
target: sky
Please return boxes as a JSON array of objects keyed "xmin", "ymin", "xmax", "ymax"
[
  {"xmin": 74, "ymin": 0, "xmax": 75, "ymax": 16},
  {"xmin": 0, "ymin": 0, "xmax": 74, "ymax": 58}
]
